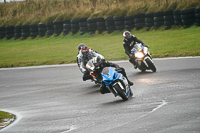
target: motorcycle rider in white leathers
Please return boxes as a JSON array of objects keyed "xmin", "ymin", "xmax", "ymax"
[
  {"xmin": 77, "ymin": 43, "xmax": 86, "ymax": 72},
  {"xmin": 79, "ymin": 46, "xmax": 104, "ymax": 81}
]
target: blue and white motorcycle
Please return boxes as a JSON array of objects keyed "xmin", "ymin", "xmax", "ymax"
[
  {"xmin": 131, "ymin": 43, "xmax": 156, "ymax": 72},
  {"xmin": 101, "ymin": 67, "xmax": 133, "ymax": 101}
]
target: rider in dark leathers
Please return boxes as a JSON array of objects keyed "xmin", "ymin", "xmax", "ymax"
[
  {"xmin": 86, "ymin": 56, "xmax": 133, "ymax": 94},
  {"xmin": 123, "ymin": 31, "xmax": 148, "ymax": 68}
]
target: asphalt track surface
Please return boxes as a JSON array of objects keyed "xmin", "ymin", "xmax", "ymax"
[{"xmin": 0, "ymin": 57, "xmax": 200, "ymax": 133}]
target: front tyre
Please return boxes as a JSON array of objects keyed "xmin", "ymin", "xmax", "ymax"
[
  {"xmin": 114, "ymin": 83, "xmax": 128, "ymax": 101},
  {"xmin": 145, "ymin": 58, "xmax": 156, "ymax": 72}
]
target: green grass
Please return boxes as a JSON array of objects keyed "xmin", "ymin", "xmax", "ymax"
[
  {"xmin": 0, "ymin": 111, "xmax": 14, "ymax": 121},
  {"xmin": 0, "ymin": 26, "xmax": 200, "ymax": 68}
]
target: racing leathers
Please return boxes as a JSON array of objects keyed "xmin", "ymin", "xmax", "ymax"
[
  {"xmin": 77, "ymin": 48, "xmax": 100, "ymax": 72},
  {"xmin": 77, "ymin": 50, "xmax": 82, "ymax": 70},
  {"xmin": 79, "ymin": 48, "xmax": 104, "ymax": 81},
  {"xmin": 86, "ymin": 60, "xmax": 133, "ymax": 94},
  {"xmin": 123, "ymin": 35, "xmax": 148, "ymax": 67}
]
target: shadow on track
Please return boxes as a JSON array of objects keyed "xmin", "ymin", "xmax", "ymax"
[
  {"xmin": 133, "ymin": 71, "xmax": 156, "ymax": 75},
  {"xmin": 84, "ymin": 84, "xmax": 100, "ymax": 95},
  {"xmin": 101, "ymin": 97, "xmax": 135, "ymax": 106}
]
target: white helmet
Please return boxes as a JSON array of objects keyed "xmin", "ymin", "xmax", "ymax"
[
  {"xmin": 123, "ymin": 31, "xmax": 131, "ymax": 40},
  {"xmin": 92, "ymin": 56, "xmax": 101, "ymax": 67},
  {"xmin": 78, "ymin": 43, "xmax": 86, "ymax": 51}
]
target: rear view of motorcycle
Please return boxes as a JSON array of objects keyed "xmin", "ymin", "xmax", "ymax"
[
  {"xmin": 131, "ymin": 43, "xmax": 156, "ymax": 72},
  {"xmin": 102, "ymin": 67, "xmax": 133, "ymax": 101}
]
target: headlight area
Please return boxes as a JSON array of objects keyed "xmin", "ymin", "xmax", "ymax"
[{"xmin": 135, "ymin": 52, "xmax": 144, "ymax": 58}]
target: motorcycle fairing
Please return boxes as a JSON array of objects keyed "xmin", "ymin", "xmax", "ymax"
[{"xmin": 102, "ymin": 67, "xmax": 122, "ymax": 86}]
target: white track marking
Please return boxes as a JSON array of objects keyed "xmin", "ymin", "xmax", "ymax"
[
  {"xmin": 150, "ymin": 100, "xmax": 168, "ymax": 113},
  {"xmin": 0, "ymin": 109, "xmax": 22, "ymax": 132}
]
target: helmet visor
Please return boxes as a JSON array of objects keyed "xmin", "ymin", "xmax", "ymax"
[
  {"xmin": 82, "ymin": 50, "xmax": 88, "ymax": 55},
  {"xmin": 125, "ymin": 34, "xmax": 130, "ymax": 39}
]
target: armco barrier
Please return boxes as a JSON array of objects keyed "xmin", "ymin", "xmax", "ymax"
[{"xmin": 0, "ymin": 8, "xmax": 200, "ymax": 40}]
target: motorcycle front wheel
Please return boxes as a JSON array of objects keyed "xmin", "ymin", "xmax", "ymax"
[
  {"xmin": 113, "ymin": 83, "xmax": 128, "ymax": 101},
  {"xmin": 145, "ymin": 58, "xmax": 156, "ymax": 72}
]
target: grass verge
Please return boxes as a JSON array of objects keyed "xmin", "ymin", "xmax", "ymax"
[
  {"xmin": 0, "ymin": 26, "xmax": 200, "ymax": 68},
  {"xmin": 0, "ymin": 111, "xmax": 14, "ymax": 120},
  {"xmin": 0, "ymin": 111, "xmax": 15, "ymax": 130}
]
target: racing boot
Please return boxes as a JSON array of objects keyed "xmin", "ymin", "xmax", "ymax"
[
  {"xmin": 100, "ymin": 83, "xmax": 110, "ymax": 94},
  {"xmin": 133, "ymin": 61, "xmax": 137, "ymax": 69},
  {"xmin": 82, "ymin": 73, "xmax": 92, "ymax": 81},
  {"xmin": 129, "ymin": 55, "xmax": 137, "ymax": 69},
  {"xmin": 129, "ymin": 60, "xmax": 137, "ymax": 69},
  {"xmin": 123, "ymin": 75, "xmax": 133, "ymax": 86},
  {"xmin": 117, "ymin": 67, "xmax": 134, "ymax": 86},
  {"xmin": 124, "ymin": 75, "xmax": 133, "ymax": 86},
  {"xmin": 127, "ymin": 79, "xmax": 133, "ymax": 86}
]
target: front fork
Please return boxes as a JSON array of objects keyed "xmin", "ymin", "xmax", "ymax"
[{"xmin": 129, "ymin": 54, "xmax": 136, "ymax": 65}]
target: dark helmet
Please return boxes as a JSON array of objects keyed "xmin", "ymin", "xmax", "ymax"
[
  {"xmin": 123, "ymin": 31, "xmax": 131, "ymax": 40},
  {"xmin": 81, "ymin": 46, "xmax": 89, "ymax": 57},
  {"xmin": 78, "ymin": 43, "xmax": 86, "ymax": 51},
  {"xmin": 92, "ymin": 56, "xmax": 101, "ymax": 67}
]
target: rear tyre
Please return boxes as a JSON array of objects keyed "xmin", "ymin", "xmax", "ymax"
[
  {"xmin": 145, "ymin": 58, "xmax": 156, "ymax": 72},
  {"xmin": 114, "ymin": 82, "xmax": 128, "ymax": 101}
]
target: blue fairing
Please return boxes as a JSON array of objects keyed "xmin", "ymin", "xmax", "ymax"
[{"xmin": 102, "ymin": 67, "xmax": 121, "ymax": 86}]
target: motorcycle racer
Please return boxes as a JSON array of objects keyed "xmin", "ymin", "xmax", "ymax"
[
  {"xmin": 86, "ymin": 56, "xmax": 133, "ymax": 94},
  {"xmin": 77, "ymin": 43, "xmax": 86, "ymax": 69},
  {"xmin": 123, "ymin": 31, "xmax": 148, "ymax": 68},
  {"xmin": 79, "ymin": 46, "xmax": 105, "ymax": 81}
]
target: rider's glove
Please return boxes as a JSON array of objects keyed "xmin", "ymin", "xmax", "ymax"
[
  {"xmin": 142, "ymin": 43, "xmax": 149, "ymax": 48},
  {"xmin": 101, "ymin": 58, "xmax": 105, "ymax": 62}
]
